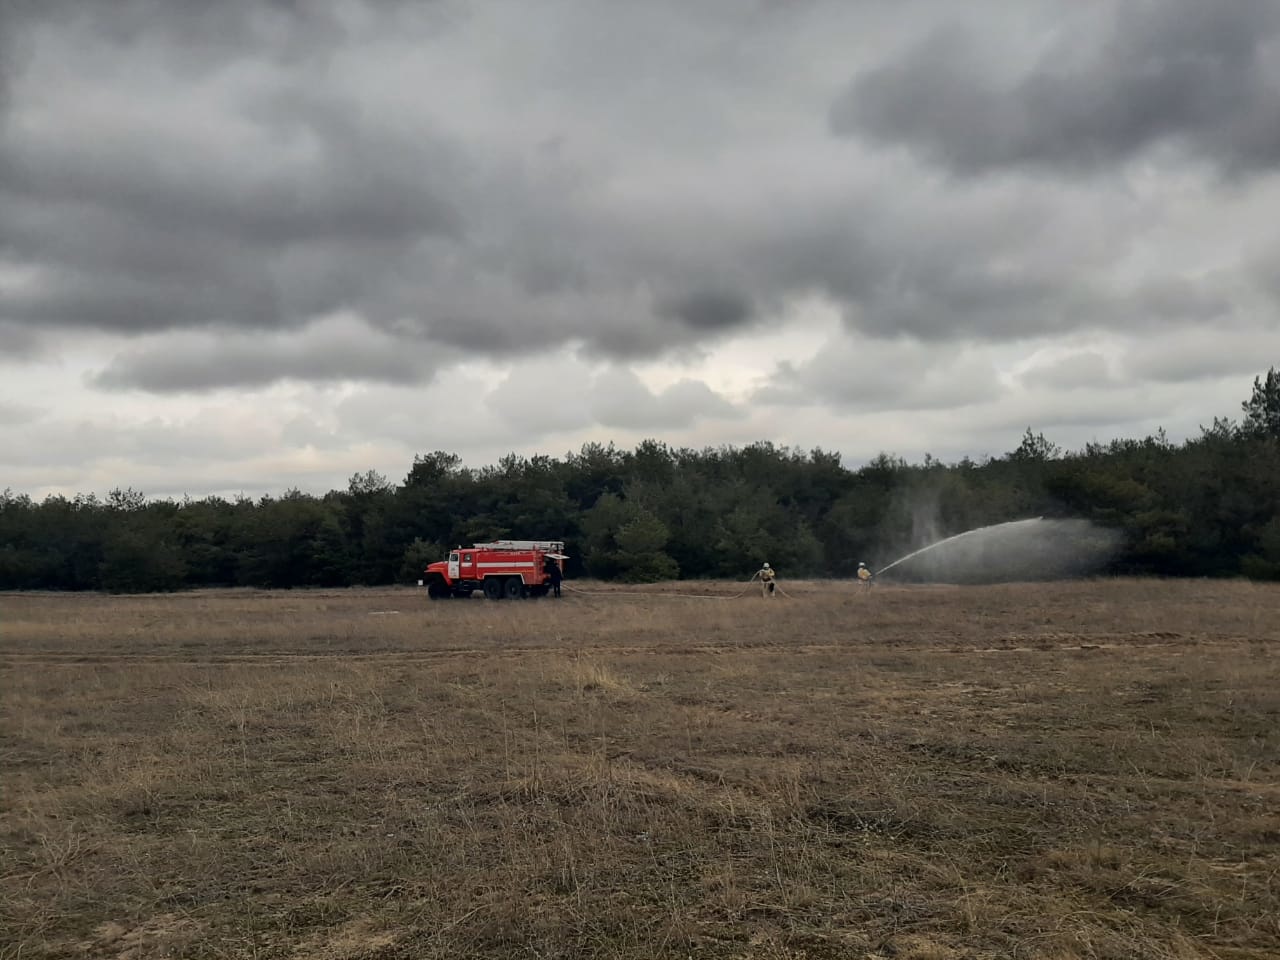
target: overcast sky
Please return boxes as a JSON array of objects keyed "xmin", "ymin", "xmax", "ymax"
[{"xmin": 3, "ymin": 0, "xmax": 1279, "ymax": 499}]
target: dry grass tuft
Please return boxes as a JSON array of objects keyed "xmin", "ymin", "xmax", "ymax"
[{"xmin": 2, "ymin": 578, "xmax": 1278, "ymax": 958}]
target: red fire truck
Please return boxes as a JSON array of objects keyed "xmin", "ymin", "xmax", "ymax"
[{"xmin": 422, "ymin": 540, "xmax": 568, "ymax": 600}]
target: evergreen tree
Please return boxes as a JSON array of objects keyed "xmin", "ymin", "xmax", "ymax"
[{"xmin": 1241, "ymin": 367, "xmax": 1280, "ymax": 439}]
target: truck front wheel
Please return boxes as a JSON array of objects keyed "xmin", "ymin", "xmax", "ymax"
[{"xmin": 426, "ymin": 580, "xmax": 452, "ymax": 600}]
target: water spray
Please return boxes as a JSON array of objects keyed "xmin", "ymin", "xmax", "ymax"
[
  {"xmin": 875, "ymin": 517, "xmax": 1120, "ymax": 583},
  {"xmin": 876, "ymin": 517, "xmax": 1045, "ymax": 576}
]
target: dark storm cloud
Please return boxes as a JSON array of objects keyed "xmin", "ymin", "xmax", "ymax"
[
  {"xmin": 832, "ymin": 0, "xmax": 1280, "ymax": 176},
  {"xmin": 8, "ymin": 0, "xmax": 349, "ymax": 54},
  {"xmin": 0, "ymin": 85, "xmax": 465, "ymax": 335},
  {"xmin": 0, "ymin": 0, "xmax": 768, "ymax": 376},
  {"xmin": 90, "ymin": 318, "xmax": 445, "ymax": 393},
  {"xmin": 2, "ymin": 0, "xmax": 1278, "ymax": 399},
  {"xmin": 740, "ymin": 191, "xmax": 1125, "ymax": 341},
  {"xmin": 657, "ymin": 290, "xmax": 754, "ymax": 332}
]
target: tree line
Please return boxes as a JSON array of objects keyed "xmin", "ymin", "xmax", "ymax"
[{"xmin": 2, "ymin": 369, "xmax": 1277, "ymax": 591}]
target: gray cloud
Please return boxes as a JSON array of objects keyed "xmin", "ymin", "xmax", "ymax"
[
  {"xmin": 657, "ymin": 290, "xmax": 754, "ymax": 332},
  {"xmin": 0, "ymin": 400, "xmax": 39, "ymax": 425},
  {"xmin": 1126, "ymin": 276, "xmax": 1238, "ymax": 326},
  {"xmin": 332, "ymin": 382, "xmax": 521, "ymax": 454},
  {"xmin": 0, "ymin": 320, "xmax": 42, "ymax": 360},
  {"xmin": 0, "ymin": 0, "xmax": 1094, "ymax": 376},
  {"xmin": 91, "ymin": 316, "xmax": 447, "ymax": 392},
  {"xmin": 485, "ymin": 359, "xmax": 596, "ymax": 434},
  {"xmin": 1123, "ymin": 327, "xmax": 1280, "ymax": 384},
  {"xmin": 0, "ymin": 410, "xmax": 279, "ymax": 469},
  {"xmin": 1, "ymin": 88, "xmax": 466, "ymax": 336},
  {"xmin": 1, "ymin": 0, "xmax": 1277, "ymax": 406},
  {"xmin": 7, "ymin": 0, "xmax": 362, "ymax": 63},
  {"xmin": 589, "ymin": 369, "xmax": 743, "ymax": 430},
  {"xmin": 983, "ymin": 389, "xmax": 1179, "ymax": 436},
  {"xmin": 756, "ymin": 336, "xmax": 1003, "ymax": 412},
  {"xmin": 832, "ymin": 1, "xmax": 1280, "ymax": 177},
  {"xmin": 1019, "ymin": 351, "xmax": 1113, "ymax": 391}
]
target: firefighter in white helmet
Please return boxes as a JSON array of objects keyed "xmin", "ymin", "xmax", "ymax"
[
  {"xmin": 857, "ymin": 562, "xmax": 873, "ymax": 587},
  {"xmin": 753, "ymin": 561, "xmax": 777, "ymax": 598}
]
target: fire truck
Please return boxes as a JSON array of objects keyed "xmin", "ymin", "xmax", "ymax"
[{"xmin": 422, "ymin": 540, "xmax": 568, "ymax": 600}]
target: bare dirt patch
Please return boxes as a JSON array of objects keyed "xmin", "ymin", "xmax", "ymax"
[{"xmin": 2, "ymin": 578, "xmax": 1278, "ymax": 958}]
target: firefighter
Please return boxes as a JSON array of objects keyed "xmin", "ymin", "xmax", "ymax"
[
  {"xmin": 857, "ymin": 562, "xmax": 873, "ymax": 587},
  {"xmin": 544, "ymin": 555, "xmax": 563, "ymax": 598},
  {"xmin": 753, "ymin": 561, "xmax": 777, "ymax": 597}
]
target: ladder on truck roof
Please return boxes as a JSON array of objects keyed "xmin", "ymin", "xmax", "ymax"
[{"xmin": 472, "ymin": 540, "xmax": 565, "ymax": 553}]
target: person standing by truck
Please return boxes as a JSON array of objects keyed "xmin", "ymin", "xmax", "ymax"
[{"xmin": 544, "ymin": 554, "xmax": 563, "ymax": 598}]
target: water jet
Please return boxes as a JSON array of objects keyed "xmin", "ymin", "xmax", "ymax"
[{"xmin": 876, "ymin": 517, "xmax": 1120, "ymax": 583}]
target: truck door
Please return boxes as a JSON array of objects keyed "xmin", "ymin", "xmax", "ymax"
[{"xmin": 448, "ymin": 552, "xmax": 460, "ymax": 580}]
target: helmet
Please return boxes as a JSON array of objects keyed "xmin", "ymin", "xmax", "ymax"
[
  {"xmin": 762, "ymin": 562, "xmax": 770, "ymax": 569},
  {"xmin": 858, "ymin": 562, "xmax": 866, "ymax": 567}
]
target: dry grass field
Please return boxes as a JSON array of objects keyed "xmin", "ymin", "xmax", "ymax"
[{"xmin": 2, "ymin": 578, "xmax": 1278, "ymax": 959}]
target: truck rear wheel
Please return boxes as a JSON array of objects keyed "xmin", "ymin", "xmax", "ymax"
[
  {"xmin": 483, "ymin": 578, "xmax": 503, "ymax": 601},
  {"xmin": 503, "ymin": 577, "xmax": 524, "ymax": 600}
]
